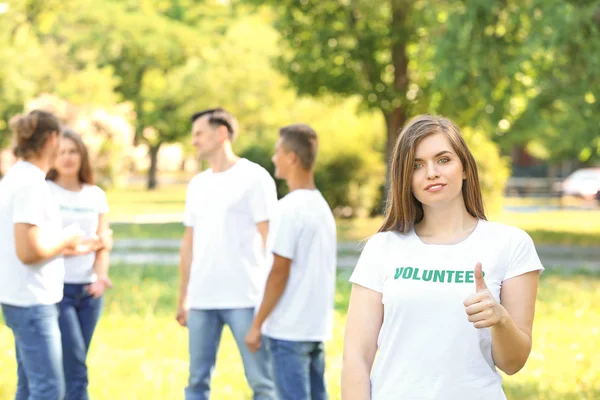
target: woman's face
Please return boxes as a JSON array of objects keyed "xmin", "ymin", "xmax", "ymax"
[
  {"xmin": 54, "ymin": 137, "xmax": 81, "ymax": 178},
  {"xmin": 411, "ymin": 132, "xmax": 466, "ymax": 209}
]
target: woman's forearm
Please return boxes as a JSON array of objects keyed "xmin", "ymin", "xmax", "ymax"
[
  {"xmin": 342, "ymin": 356, "xmax": 372, "ymax": 399},
  {"xmin": 491, "ymin": 314, "xmax": 532, "ymax": 375},
  {"xmin": 93, "ymin": 249, "xmax": 110, "ymax": 279}
]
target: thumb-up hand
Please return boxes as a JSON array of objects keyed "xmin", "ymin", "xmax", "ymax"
[{"xmin": 463, "ymin": 262, "xmax": 508, "ymax": 329}]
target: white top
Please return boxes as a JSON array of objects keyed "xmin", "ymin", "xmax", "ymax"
[
  {"xmin": 262, "ymin": 190, "xmax": 337, "ymax": 342},
  {"xmin": 183, "ymin": 158, "xmax": 278, "ymax": 309},
  {"xmin": 47, "ymin": 181, "xmax": 109, "ymax": 284},
  {"xmin": 349, "ymin": 219, "xmax": 544, "ymax": 400},
  {"xmin": 0, "ymin": 161, "xmax": 65, "ymax": 306}
]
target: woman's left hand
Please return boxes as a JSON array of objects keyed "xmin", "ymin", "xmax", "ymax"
[
  {"xmin": 464, "ymin": 263, "xmax": 509, "ymax": 329},
  {"xmin": 88, "ymin": 276, "xmax": 113, "ymax": 299}
]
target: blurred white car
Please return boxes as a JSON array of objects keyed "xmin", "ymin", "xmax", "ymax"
[{"xmin": 553, "ymin": 168, "xmax": 600, "ymax": 200}]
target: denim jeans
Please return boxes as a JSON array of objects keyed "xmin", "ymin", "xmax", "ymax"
[
  {"xmin": 267, "ymin": 337, "xmax": 328, "ymax": 400},
  {"xmin": 1, "ymin": 303, "xmax": 65, "ymax": 400},
  {"xmin": 58, "ymin": 283, "xmax": 104, "ymax": 400},
  {"xmin": 185, "ymin": 308, "xmax": 275, "ymax": 400}
]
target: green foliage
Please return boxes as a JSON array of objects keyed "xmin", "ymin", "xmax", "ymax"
[
  {"xmin": 461, "ymin": 127, "xmax": 511, "ymax": 214},
  {"xmin": 426, "ymin": 0, "xmax": 600, "ymax": 163}
]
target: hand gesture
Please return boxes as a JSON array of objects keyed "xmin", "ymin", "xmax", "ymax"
[
  {"xmin": 464, "ymin": 263, "xmax": 508, "ymax": 329},
  {"xmin": 176, "ymin": 304, "xmax": 189, "ymax": 327},
  {"xmin": 87, "ymin": 276, "xmax": 113, "ymax": 299},
  {"xmin": 245, "ymin": 324, "xmax": 262, "ymax": 353}
]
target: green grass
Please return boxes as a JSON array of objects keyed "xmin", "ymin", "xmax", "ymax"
[
  {"xmin": 105, "ymin": 184, "xmax": 186, "ymax": 220},
  {"xmin": 110, "ymin": 211, "xmax": 600, "ymax": 245},
  {"xmin": 112, "ymin": 222, "xmax": 184, "ymax": 239},
  {"xmin": 104, "ymin": 185, "xmax": 600, "ymax": 246},
  {"xmin": 1, "ymin": 267, "xmax": 598, "ymax": 399}
]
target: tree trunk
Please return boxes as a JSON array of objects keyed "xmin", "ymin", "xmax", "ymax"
[
  {"xmin": 147, "ymin": 144, "xmax": 161, "ymax": 190},
  {"xmin": 384, "ymin": 107, "xmax": 407, "ymax": 176},
  {"xmin": 386, "ymin": 0, "xmax": 410, "ymax": 178}
]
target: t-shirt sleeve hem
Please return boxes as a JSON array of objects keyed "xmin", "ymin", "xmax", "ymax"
[
  {"xmin": 12, "ymin": 218, "xmax": 43, "ymax": 227},
  {"xmin": 253, "ymin": 214, "xmax": 271, "ymax": 223},
  {"xmin": 272, "ymin": 249, "xmax": 293, "ymax": 261},
  {"xmin": 348, "ymin": 276, "xmax": 383, "ymax": 294},
  {"xmin": 503, "ymin": 264, "xmax": 545, "ymax": 281}
]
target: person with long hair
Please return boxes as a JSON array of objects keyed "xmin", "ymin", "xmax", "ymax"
[
  {"xmin": 0, "ymin": 110, "xmax": 84, "ymax": 399},
  {"xmin": 46, "ymin": 128, "xmax": 113, "ymax": 400},
  {"xmin": 342, "ymin": 115, "xmax": 544, "ymax": 399}
]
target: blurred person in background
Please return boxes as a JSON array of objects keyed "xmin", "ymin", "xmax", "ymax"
[
  {"xmin": 0, "ymin": 110, "xmax": 87, "ymax": 400},
  {"xmin": 47, "ymin": 128, "xmax": 113, "ymax": 400},
  {"xmin": 176, "ymin": 108, "xmax": 277, "ymax": 400},
  {"xmin": 245, "ymin": 124, "xmax": 337, "ymax": 400}
]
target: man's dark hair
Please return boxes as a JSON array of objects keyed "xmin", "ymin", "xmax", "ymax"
[
  {"xmin": 191, "ymin": 108, "xmax": 239, "ymax": 141},
  {"xmin": 279, "ymin": 124, "xmax": 319, "ymax": 170}
]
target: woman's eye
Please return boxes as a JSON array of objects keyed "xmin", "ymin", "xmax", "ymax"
[
  {"xmin": 414, "ymin": 163, "xmax": 423, "ymax": 169},
  {"xmin": 438, "ymin": 157, "xmax": 450, "ymax": 164}
]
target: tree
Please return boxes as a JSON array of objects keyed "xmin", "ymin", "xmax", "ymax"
[
  {"xmin": 247, "ymin": 0, "xmax": 417, "ymax": 169},
  {"xmin": 425, "ymin": 0, "xmax": 600, "ymax": 169},
  {"xmin": 52, "ymin": 0, "xmax": 210, "ymax": 188},
  {"xmin": 250, "ymin": 0, "xmax": 600, "ymax": 173}
]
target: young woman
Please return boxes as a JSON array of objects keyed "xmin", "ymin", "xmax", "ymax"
[
  {"xmin": 46, "ymin": 129, "xmax": 113, "ymax": 400},
  {"xmin": 342, "ymin": 115, "xmax": 544, "ymax": 400},
  {"xmin": 0, "ymin": 110, "xmax": 84, "ymax": 399}
]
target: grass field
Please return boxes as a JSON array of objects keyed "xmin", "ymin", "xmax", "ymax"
[
  {"xmin": 1, "ymin": 267, "xmax": 598, "ymax": 399},
  {"xmin": 105, "ymin": 185, "xmax": 600, "ymax": 246},
  {"xmin": 110, "ymin": 212, "xmax": 600, "ymax": 246}
]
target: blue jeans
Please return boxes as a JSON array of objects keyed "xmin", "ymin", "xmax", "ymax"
[
  {"xmin": 1, "ymin": 303, "xmax": 65, "ymax": 400},
  {"xmin": 267, "ymin": 337, "xmax": 328, "ymax": 400},
  {"xmin": 185, "ymin": 308, "xmax": 275, "ymax": 400},
  {"xmin": 58, "ymin": 284, "xmax": 104, "ymax": 400}
]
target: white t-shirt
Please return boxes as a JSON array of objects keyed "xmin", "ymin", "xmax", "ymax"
[
  {"xmin": 262, "ymin": 190, "xmax": 337, "ymax": 342},
  {"xmin": 184, "ymin": 158, "xmax": 278, "ymax": 309},
  {"xmin": 47, "ymin": 181, "xmax": 109, "ymax": 284},
  {"xmin": 0, "ymin": 161, "xmax": 65, "ymax": 306},
  {"xmin": 349, "ymin": 219, "xmax": 544, "ymax": 400}
]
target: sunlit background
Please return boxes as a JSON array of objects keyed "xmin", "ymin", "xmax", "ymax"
[{"xmin": 0, "ymin": 1, "xmax": 599, "ymax": 399}]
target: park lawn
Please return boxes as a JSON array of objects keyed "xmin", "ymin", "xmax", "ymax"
[
  {"xmin": 1, "ymin": 267, "xmax": 598, "ymax": 399},
  {"xmin": 105, "ymin": 184, "xmax": 187, "ymax": 220},
  {"xmin": 105, "ymin": 184, "xmax": 600, "ymax": 245},
  {"xmin": 111, "ymin": 210, "xmax": 600, "ymax": 247}
]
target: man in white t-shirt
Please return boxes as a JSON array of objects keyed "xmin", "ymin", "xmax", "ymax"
[
  {"xmin": 176, "ymin": 108, "xmax": 277, "ymax": 400},
  {"xmin": 245, "ymin": 124, "xmax": 337, "ymax": 400}
]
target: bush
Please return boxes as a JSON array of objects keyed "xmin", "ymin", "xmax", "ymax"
[
  {"xmin": 462, "ymin": 127, "xmax": 510, "ymax": 214},
  {"xmin": 239, "ymin": 141, "xmax": 385, "ymax": 216}
]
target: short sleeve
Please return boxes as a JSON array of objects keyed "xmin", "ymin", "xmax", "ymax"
[
  {"xmin": 349, "ymin": 234, "xmax": 388, "ymax": 293},
  {"xmin": 183, "ymin": 181, "xmax": 195, "ymax": 227},
  {"xmin": 12, "ymin": 183, "xmax": 46, "ymax": 226},
  {"xmin": 271, "ymin": 206, "xmax": 301, "ymax": 260},
  {"xmin": 96, "ymin": 187, "xmax": 109, "ymax": 214},
  {"xmin": 248, "ymin": 169, "xmax": 277, "ymax": 223},
  {"xmin": 504, "ymin": 229, "xmax": 545, "ymax": 281}
]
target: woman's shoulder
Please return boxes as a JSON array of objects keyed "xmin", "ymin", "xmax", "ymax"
[
  {"xmin": 362, "ymin": 230, "xmax": 411, "ymax": 250},
  {"xmin": 82, "ymin": 184, "xmax": 106, "ymax": 196},
  {"xmin": 478, "ymin": 219, "xmax": 532, "ymax": 242},
  {"xmin": 80, "ymin": 185, "xmax": 108, "ymax": 205}
]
